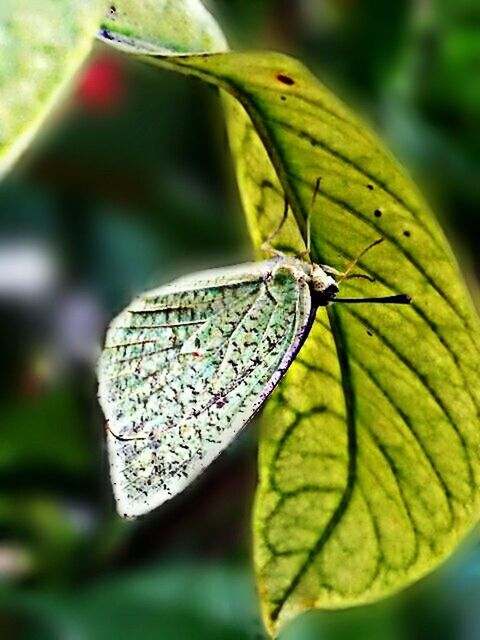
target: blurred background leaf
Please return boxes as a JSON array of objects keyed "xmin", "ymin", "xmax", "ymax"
[
  {"xmin": 0, "ymin": 0, "xmax": 103, "ymax": 175},
  {"xmin": 3, "ymin": 564, "xmax": 260, "ymax": 640}
]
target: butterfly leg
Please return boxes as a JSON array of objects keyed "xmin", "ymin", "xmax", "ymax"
[
  {"xmin": 295, "ymin": 177, "xmax": 321, "ymax": 261},
  {"xmin": 332, "ymin": 238, "xmax": 412, "ymax": 305},
  {"xmin": 330, "ymin": 237, "xmax": 384, "ymax": 283},
  {"xmin": 321, "ymin": 263, "xmax": 376, "ymax": 283},
  {"xmin": 261, "ymin": 194, "xmax": 290, "ymax": 257},
  {"xmin": 263, "ymin": 177, "xmax": 322, "ymax": 260}
]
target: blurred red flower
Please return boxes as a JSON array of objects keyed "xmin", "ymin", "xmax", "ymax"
[{"xmin": 77, "ymin": 56, "xmax": 124, "ymax": 112}]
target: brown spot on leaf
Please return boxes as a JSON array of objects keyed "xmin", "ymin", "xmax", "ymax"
[{"xmin": 276, "ymin": 74, "xmax": 295, "ymax": 86}]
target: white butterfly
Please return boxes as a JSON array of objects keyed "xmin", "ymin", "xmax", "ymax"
[{"xmin": 97, "ymin": 248, "xmax": 410, "ymax": 518}]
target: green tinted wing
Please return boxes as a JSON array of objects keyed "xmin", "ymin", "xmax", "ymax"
[{"xmin": 98, "ymin": 261, "xmax": 313, "ymax": 518}]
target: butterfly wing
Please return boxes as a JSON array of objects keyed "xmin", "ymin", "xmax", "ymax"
[{"xmin": 98, "ymin": 259, "xmax": 314, "ymax": 517}]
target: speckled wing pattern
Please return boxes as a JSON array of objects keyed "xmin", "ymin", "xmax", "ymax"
[{"xmin": 98, "ymin": 258, "xmax": 314, "ymax": 518}]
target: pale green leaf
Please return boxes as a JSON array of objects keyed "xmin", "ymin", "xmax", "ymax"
[
  {"xmin": 98, "ymin": 0, "xmax": 227, "ymax": 54},
  {"xmin": 0, "ymin": 0, "xmax": 104, "ymax": 176},
  {"xmin": 139, "ymin": 52, "xmax": 480, "ymax": 636}
]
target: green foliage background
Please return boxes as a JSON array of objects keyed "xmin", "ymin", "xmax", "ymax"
[{"xmin": 1, "ymin": 1, "xmax": 480, "ymax": 638}]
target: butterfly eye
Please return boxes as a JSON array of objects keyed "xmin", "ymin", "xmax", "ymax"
[{"xmin": 324, "ymin": 283, "xmax": 339, "ymax": 299}]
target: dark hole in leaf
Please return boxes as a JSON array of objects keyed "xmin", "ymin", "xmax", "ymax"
[
  {"xmin": 367, "ymin": 184, "xmax": 374, "ymax": 190},
  {"xmin": 404, "ymin": 230, "xmax": 411, "ymax": 237},
  {"xmin": 374, "ymin": 209, "xmax": 382, "ymax": 218}
]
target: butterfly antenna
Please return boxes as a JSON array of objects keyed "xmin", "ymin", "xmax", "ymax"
[{"xmin": 335, "ymin": 294, "xmax": 412, "ymax": 305}]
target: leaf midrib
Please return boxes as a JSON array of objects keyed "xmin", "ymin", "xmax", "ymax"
[{"xmin": 269, "ymin": 307, "xmax": 357, "ymax": 623}]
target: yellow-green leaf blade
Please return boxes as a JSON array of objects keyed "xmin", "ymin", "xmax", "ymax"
[
  {"xmin": 0, "ymin": 0, "xmax": 104, "ymax": 176},
  {"xmin": 98, "ymin": 0, "xmax": 227, "ymax": 54},
  {"xmin": 146, "ymin": 52, "xmax": 480, "ymax": 635}
]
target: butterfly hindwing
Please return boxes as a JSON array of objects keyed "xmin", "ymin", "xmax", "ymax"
[{"xmin": 98, "ymin": 259, "xmax": 314, "ymax": 517}]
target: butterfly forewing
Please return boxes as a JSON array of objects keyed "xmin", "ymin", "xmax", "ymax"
[{"xmin": 98, "ymin": 259, "xmax": 314, "ymax": 518}]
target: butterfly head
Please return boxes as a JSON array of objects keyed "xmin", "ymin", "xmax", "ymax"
[{"xmin": 310, "ymin": 264, "xmax": 339, "ymax": 305}]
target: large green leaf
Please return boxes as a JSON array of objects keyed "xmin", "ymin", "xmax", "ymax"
[
  {"xmin": 135, "ymin": 52, "xmax": 480, "ymax": 636},
  {"xmin": 95, "ymin": 6, "xmax": 480, "ymax": 634},
  {"xmin": 0, "ymin": 0, "xmax": 104, "ymax": 176}
]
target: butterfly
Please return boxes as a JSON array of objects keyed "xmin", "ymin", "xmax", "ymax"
[{"xmin": 97, "ymin": 234, "xmax": 410, "ymax": 518}]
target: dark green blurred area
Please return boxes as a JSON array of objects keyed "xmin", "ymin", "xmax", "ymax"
[{"xmin": 1, "ymin": 1, "xmax": 479, "ymax": 638}]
